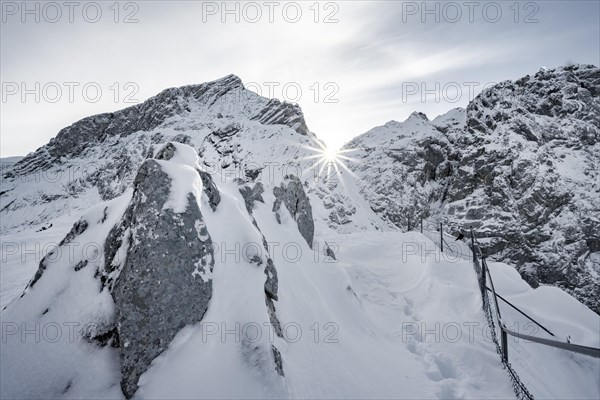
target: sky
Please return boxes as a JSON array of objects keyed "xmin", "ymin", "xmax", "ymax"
[{"xmin": 1, "ymin": 0, "xmax": 599, "ymax": 157}]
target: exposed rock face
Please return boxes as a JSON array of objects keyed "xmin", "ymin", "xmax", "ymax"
[
  {"xmin": 273, "ymin": 175, "xmax": 314, "ymax": 248},
  {"xmin": 445, "ymin": 65, "xmax": 600, "ymax": 313},
  {"xmin": 344, "ymin": 112, "xmax": 456, "ymax": 231},
  {"xmin": 251, "ymin": 99, "xmax": 309, "ymax": 135},
  {"xmin": 239, "ymin": 182, "xmax": 265, "ymax": 214},
  {"xmin": 28, "ymin": 218, "xmax": 89, "ymax": 288},
  {"xmin": 198, "ymin": 170, "xmax": 221, "ymax": 211},
  {"xmin": 106, "ymin": 157, "xmax": 214, "ymax": 398},
  {"xmin": 346, "ymin": 64, "xmax": 600, "ymax": 313}
]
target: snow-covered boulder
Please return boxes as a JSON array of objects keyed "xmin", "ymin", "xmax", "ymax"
[{"xmin": 105, "ymin": 143, "xmax": 215, "ymax": 397}]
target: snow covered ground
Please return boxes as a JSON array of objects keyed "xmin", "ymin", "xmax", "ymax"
[
  {"xmin": 1, "ymin": 214, "xmax": 75, "ymax": 309},
  {"xmin": 1, "ymin": 141, "xmax": 598, "ymax": 399},
  {"xmin": 486, "ymin": 261, "xmax": 600, "ymax": 399},
  {"xmin": 4, "ymin": 212, "xmax": 597, "ymax": 398}
]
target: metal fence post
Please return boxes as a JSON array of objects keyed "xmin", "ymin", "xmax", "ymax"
[
  {"xmin": 470, "ymin": 227, "xmax": 476, "ymax": 262},
  {"xmin": 501, "ymin": 328, "xmax": 509, "ymax": 363},
  {"xmin": 481, "ymin": 256, "xmax": 487, "ymax": 295},
  {"xmin": 440, "ymin": 222, "xmax": 443, "ymax": 252},
  {"xmin": 420, "ymin": 218, "xmax": 423, "ymax": 233}
]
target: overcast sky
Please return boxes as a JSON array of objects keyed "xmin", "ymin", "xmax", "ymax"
[{"xmin": 1, "ymin": 0, "xmax": 599, "ymax": 157}]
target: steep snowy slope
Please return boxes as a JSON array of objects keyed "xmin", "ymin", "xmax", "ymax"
[
  {"xmin": 1, "ymin": 143, "xmax": 521, "ymax": 398},
  {"xmin": 345, "ymin": 64, "xmax": 600, "ymax": 313}
]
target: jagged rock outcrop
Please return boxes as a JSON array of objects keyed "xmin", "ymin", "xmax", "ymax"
[
  {"xmin": 344, "ymin": 112, "xmax": 457, "ymax": 231},
  {"xmin": 346, "ymin": 64, "xmax": 600, "ymax": 313},
  {"xmin": 103, "ymin": 145, "xmax": 215, "ymax": 398},
  {"xmin": 239, "ymin": 182, "xmax": 265, "ymax": 214},
  {"xmin": 273, "ymin": 175, "xmax": 314, "ymax": 248},
  {"xmin": 251, "ymin": 99, "xmax": 309, "ymax": 136},
  {"xmin": 445, "ymin": 65, "xmax": 600, "ymax": 312},
  {"xmin": 198, "ymin": 170, "xmax": 221, "ymax": 211}
]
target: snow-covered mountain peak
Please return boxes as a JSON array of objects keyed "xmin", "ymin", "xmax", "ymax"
[
  {"xmin": 407, "ymin": 111, "xmax": 430, "ymax": 122},
  {"xmin": 0, "ymin": 74, "xmax": 382, "ymax": 234},
  {"xmin": 432, "ymin": 107, "xmax": 466, "ymax": 128},
  {"xmin": 6, "ymin": 74, "xmax": 309, "ymax": 179}
]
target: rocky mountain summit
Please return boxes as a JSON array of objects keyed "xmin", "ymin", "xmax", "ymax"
[
  {"xmin": 0, "ymin": 74, "xmax": 382, "ymax": 234},
  {"xmin": 345, "ymin": 64, "xmax": 600, "ymax": 313}
]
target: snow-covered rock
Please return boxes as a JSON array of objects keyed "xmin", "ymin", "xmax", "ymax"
[
  {"xmin": 106, "ymin": 144, "xmax": 215, "ymax": 397},
  {"xmin": 345, "ymin": 64, "xmax": 600, "ymax": 313},
  {"xmin": 2, "ymin": 142, "xmax": 289, "ymax": 398}
]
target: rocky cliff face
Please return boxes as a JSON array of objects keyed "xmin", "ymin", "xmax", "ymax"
[
  {"xmin": 345, "ymin": 64, "xmax": 600, "ymax": 313},
  {"xmin": 273, "ymin": 175, "xmax": 314, "ymax": 248}
]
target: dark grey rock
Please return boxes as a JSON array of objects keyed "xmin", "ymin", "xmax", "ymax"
[
  {"xmin": 264, "ymin": 258, "xmax": 278, "ymax": 301},
  {"xmin": 154, "ymin": 142, "xmax": 177, "ymax": 160},
  {"xmin": 273, "ymin": 176, "xmax": 314, "ymax": 248},
  {"xmin": 324, "ymin": 243, "xmax": 337, "ymax": 261},
  {"xmin": 197, "ymin": 170, "xmax": 221, "ymax": 211},
  {"xmin": 244, "ymin": 167, "xmax": 262, "ymax": 181},
  {"xmin": 239, "ymin": 182, "xmax": 265, "ymax": 214},
  {"xmin": 271, "ymin": 345, "xmax": 284, "ymax": 376},
  {"xmin": 107, "ymin": 158, "xmax": 214, "ymax": 398},
  {"xmin": 28, "ymin": 218, "xmax": 88, "ymax": 288}
]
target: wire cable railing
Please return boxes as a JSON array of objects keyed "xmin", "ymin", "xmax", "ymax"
[
  {"xmin": 471, "ymin": 229, "xmax": 600, "ymax": 359},
  {"xmin": 414, "ymin": 217, "xmax": 600, "ymax": 400}
]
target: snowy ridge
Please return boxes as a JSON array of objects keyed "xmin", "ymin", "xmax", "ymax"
[
  {"xmin": 0, "ymin": 142, "xmax": 513, "ymax": 399},
  {"xmin": 0, "ymin": 74, "xmax": 382, "ymax": 234}
]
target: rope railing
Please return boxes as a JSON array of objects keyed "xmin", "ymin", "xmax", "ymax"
[
  {"xmin": 475, "ymin": 234, "xmax": 600, "ymax": 359},
  {"xmin": 484, "ymin": 288, "xmax": 555, "ymax": 337}
]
